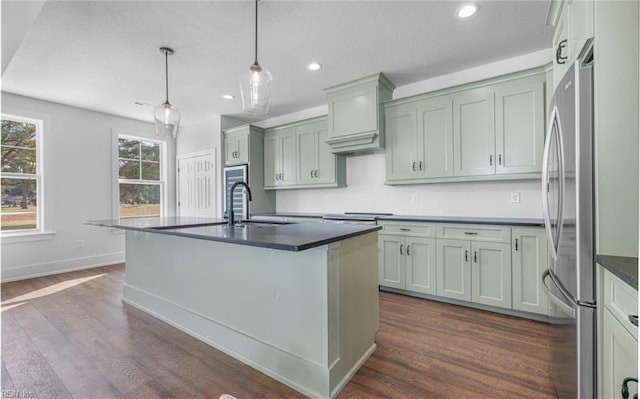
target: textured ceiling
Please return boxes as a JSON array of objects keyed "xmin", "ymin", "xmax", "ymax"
[{"xmin": 2, "ymin": 0, "xmax": 554, "ymax": 126}]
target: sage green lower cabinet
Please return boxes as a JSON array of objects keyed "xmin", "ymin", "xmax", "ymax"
[
  {"xmin": 436, "ymin": 239, "xmax": 471, "ymax": 301},
  {"xmin": 512, "ymin": 227, "xmax": 549, "ymax": 315},
  {"xmin": 378, "ymin": 235, "xmax": 437, "ymax": 295},
  {"xmin": 602, "ymin": 310, "xmax": 638, "ymax": 399},
  {"xmin": 470, "ymin": 241, "xmax": 512, "ymax": 308},
  {"xmin": 378, "ymin": 234, "xmax": 404, "ymax": 289}
]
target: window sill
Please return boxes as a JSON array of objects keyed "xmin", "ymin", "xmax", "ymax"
[{"xmin": 1, "ymin": 231, "xmax": 56, "ymax": 244}]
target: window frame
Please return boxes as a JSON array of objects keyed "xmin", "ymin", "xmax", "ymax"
[
  {"xmin": 1, "ymin": 113, "xmax": 45, "ymax": 237},
  {"xmin": 113, "ymin": 131, "xmax": 167, "ymax": 220}
]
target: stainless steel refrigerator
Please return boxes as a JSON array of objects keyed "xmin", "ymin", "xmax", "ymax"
[{"xmin": 541, "ymin": 59, "xmax": 596, "ymax": 398}]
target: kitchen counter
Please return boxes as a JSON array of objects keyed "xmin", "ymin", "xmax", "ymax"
[
  {"xmin": 595, "ymin": 254, "xmax": 638, "ymax": 290},
  {"xmin": 378, "ymin": 215, "xmax": 544, "ymax": 226},
  {"xmin": 87, "ymin": 217, "xmax": 380, "ymax": 251}
]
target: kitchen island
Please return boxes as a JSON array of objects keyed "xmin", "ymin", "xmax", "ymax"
[{"xmin": 87, "ymin": 217, "xmax": 381, "ymax": 399}]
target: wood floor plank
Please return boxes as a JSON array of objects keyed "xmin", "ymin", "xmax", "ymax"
[{"xmin": 1, "ymin": 264, "xmax": 557, "ymax": 398}]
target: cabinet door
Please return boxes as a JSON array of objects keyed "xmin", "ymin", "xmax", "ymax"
[
  {"xmin": 378, "ymin": 234, "xmax": 405, "ymax": 289},
  {"xmin": 263, "ymin": 132, "xmax": 278, "ymax": 188},
  {"xmin": 436, "ymin": 239, "xmax": 471, "ymax": 301},
  {"xmin": 315, "ymin": 124, "xmax": 336, "ymax": 184},
  {"xmin": 470, "ymin": 242, "xmax": 512, "ymax": 309},
  {"xmin": 328, "ymin": 83, "xmax": 378, "ymax": 140},
  {"xmin": 279, "ymin": 130, "xmax": 297, "ymax": 186},
  {"xmin": 296, "ymin": 126, "xmax": 316, "ymax": 185},
  {"xmin": 236, "ymin": 134, "xmax": 249, "ymax": 164},
  {"xmin": 405, "ymin": 237, "xmax": 436, "ymax": 295},
  {"xmin": 495, "ymin": 80, "xmax": 545, "ymax": 174},
  {"xmin": 225, "ymin": 136, "xmax": 239, "ymax": 166},
  {"xmin": 569, "ymin": 0, "xmax": 594, "ymax": 62},
  {"xmin": 385, "ymin": 103, "xmax": 417, "ymax": 181},
  {"xmin": 552, "ymin": 5, "xmax": 570, "ymax": 90},
  {"xmin": 417, "ymin": 97, "xmax": 454, "ymax": 178},
  {"xmin": 602, "ymin": 309, "xmax": 638, "ymax": 399},
  {"xmin": 453, "ymin": 88, "xmax": 495, "ymax": 176},
  {"xmin": 512, "ymin": 228, "xmax": 549, "ymax": 315}
]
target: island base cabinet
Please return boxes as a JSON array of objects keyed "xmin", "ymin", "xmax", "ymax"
[
  {"xmin": 122, "ymin": 230, "xmax": 379, "ymax": 399},
  {"xmin": 602, "ymin": 309, "xmax": 638, "ymax": 399}
]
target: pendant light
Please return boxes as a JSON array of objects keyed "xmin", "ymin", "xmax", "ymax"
[
  {"xmin": 240, "ymin": 0, "xmax": 272, "ymax": 115},
  {"xmin": 154, "ymin": 47, "xmax": 180, "ymax": 139}
]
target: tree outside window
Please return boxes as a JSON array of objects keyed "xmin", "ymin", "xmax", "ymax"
[
  {"xmin": 118, "ymin": 137, "xmax": 163, "ymax": 219},
  {"xmin": 1, "ymin": 116, "xmax": 41, "ymax": 231}
]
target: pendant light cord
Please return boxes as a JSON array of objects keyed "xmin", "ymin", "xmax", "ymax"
[
  {"xmin": 254, "ymin": 0, "xmax": 258, "ymax": 65},
  {"xmin": 165, "ymin": 50, "xmax": 170, "ymax": 103}
]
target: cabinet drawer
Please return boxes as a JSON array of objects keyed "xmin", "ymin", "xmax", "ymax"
[
  {"xmin": 603, "ymin": 269, "xmax": 638, "ymax": 339},
  {"xmin": 378, "ymin": 222, "xmax": 436, "ymax": 237},
  {"xmin": 436, "ymin": 224, "xmax": 511, "ymax": 243}
]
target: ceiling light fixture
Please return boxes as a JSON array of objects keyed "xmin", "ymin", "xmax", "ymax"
[
  {"xmin": 240, "ymin": 0, "xmax": 272, "ymax": 115},
  {"xmin": 457, "ymin": 4, "xmax": 479, "ymax": 18},
  {"xmin": 153, "ymin": 47, "xmax": 180, "ymax": 139},
  {"xmin": 222, "ymin": 94, "xmax": 235, "ymax": 100},
  {"xmin": 307, "ymin": 62, "xmax": 322, "ymax": 71}
]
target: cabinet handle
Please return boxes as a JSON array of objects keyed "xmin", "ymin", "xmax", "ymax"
[
  {"xmin": 515, "ymin": 238, "xmax": 519, "ymax": 251},
  {"xmin": 556, "ymin": 39, "xmax": 568, "ymax": 65},
  {"xmin": 498, "ymin": 154, "xmax": 502, "ymax": 165},
  {"xmin": 407, "ymin": 245, "xmax": 411, "ymax": 255},
  {"xmin": 464, "ymin": 232, "xmax": 478, "ymax": 235},
  {"xmin": 400, "ymin": 228, "xmax": 411, "ymax": 232},
  {"xmin": 629, "ymin": 315, "xmax": 639, "ymax": 327},
  {"xmin": 464, "ymin": 250, "xmax": 469, "ymax": 262},
  {"xmin": 400, "ymin": 244, "xmax": 403, "ymax": 255},
  {"xmin": 419, "ymin": 161, "xmax": 423, "ymax": 171},
  {"xmin": 310, "ymin": 170, "xmax": 314, "ymax": 178},
  {"xmin": 621, "ymin": 377, "xmax": 638, "ymax": 399},
  {"xmin": 474, "ymin": 251, "xmax": 478, "ymax": 263},
  {"xmin": 236, "ymin": 151, "xmax": 239, "ymax": 158},
  {"xmin": 489, "ymin": 155, "xmax": 493, "ymax": 166},
  {"xmin": 412, "ymin": 162, "xmax": 416, "ymax": 171},
  {"xmin": 314, "ymin": 170, "xmax": 319, "ymax": 178}
]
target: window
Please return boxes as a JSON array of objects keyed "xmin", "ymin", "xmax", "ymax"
[
  {"xmin": 117, "ymin": 135, "xmax": 164, "ymax": 219},
  {"xmin": 1, "ymin": 114, "xmax": 42, "ymax": 232}
]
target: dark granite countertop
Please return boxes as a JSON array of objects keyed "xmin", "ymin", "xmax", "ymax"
[
  {"xmin": 378, "ymin": 215, "xmax": 544, "ymax": 226},
  {"xmin": 87, "ymin": 217, "xmax": 380, "ymax": 252},
  {"xmin": 596, "ymin": 255, "xmax": 638, "ymax": 290},
  {"xmin": 252, "ymin": 212, "xmax": 325, "ymax": 219}
]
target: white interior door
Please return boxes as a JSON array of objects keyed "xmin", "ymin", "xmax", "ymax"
[{"xmin": 177, "ymin": 151, "xmax": 216, "ymax": 218}]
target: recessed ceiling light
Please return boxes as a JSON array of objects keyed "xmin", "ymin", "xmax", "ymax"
[
  {"xmin": 222, "ymin": 94, "xmax": 235, "ymax": 100},
  {"xmin": 307, "ymin": 62, "xmax": 322, "ymax": 71},
  {"xmin": 457, "ymin": 4, "xmax": 478, "ymax": 18}
]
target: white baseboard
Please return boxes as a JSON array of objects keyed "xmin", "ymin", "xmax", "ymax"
[{"xmin": 1, "ymin": 252, "xmax": 124, "ymax": 282}]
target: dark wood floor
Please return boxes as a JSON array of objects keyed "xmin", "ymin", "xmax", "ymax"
[{"xmin": 1, "ymin": 264, "xmax": 557, "ymax": 398}]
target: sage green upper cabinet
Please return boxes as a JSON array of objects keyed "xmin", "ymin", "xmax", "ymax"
[
  {"xmin": 453, "ymin": 87, "xmax": 495, "ymax": 177},
  {"xmin": 385, "ymin": 97, "xmax": 454, "ymax": 182},
  {"xmin": 325, "ymin": 73, "xmax": 395, "ymax": 154},
  {"xmin": 264, "ymin": 127, "xmax": 296, "ymax": 188},
  {"xmin": 547, "ymin": 0, "xmax": 594, "ymax": 90},
  {"xmin": 265, "ymin": 117, "xmax": 346, "ymax": 190},
  {"xmin": 296, "ymin": 118, "xmax": 345, "ymax": 187},
  {"xmin": 224, "ymin": 126, "xmax": 251, "ymax": 166},
  {"xmin": 494, "ymin": 76, "xmax": 545, "ymax": 174},
  {"xmin": 385, "ymin": 102, "xmax": 418, "ymax": 181},
  {"xmin": 511, "ymin": 228, "xmax": 549, "ymax": 315},
  {"xmin": 385, "ymin": 67, "xmax": 546, "ymax": 184}
]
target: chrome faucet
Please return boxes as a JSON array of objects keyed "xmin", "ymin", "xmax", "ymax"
[{"xmin": 228, "ymin": 181, "xmax": 253, "ymax": 227}]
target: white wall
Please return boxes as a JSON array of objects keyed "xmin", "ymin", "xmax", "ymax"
[
  {"xmin": 276, "ymin": 153, "xmax": 542, "ymax": 218},
  {"xmin": 1, "ymin": 92, "xmax": 176, "ymax": 282},
  {"xmin": 264, "ymin": 50, "xmax": 551, "ymax": 219}
]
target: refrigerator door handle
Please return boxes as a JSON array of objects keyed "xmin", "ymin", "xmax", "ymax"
[
  {"xmin": 541, "ymin": 106, "xmax": 565, "ymax": 261},
  {"xmin": 542, "ymin": 269, "xmax": 576, "ymax": 318}
]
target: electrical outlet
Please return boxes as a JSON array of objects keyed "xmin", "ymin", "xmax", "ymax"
[
  {"xmin": 510, "ymin": 192, "xmax": 520, "ymax": 204},
  {"xmin": 76, "ymin": 240, "xmax": 84, "ymax": 249},
  {"xmin": 411, "ymin": 193, "xmax": 420, "ymax": 203}
]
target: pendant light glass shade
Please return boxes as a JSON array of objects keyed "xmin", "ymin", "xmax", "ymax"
[
  {"xmin": 240, "ymin": 62, "xmax": 272, "ymax": 115},
  {"xmin": 154, "ymin": 47, "xmax": 180, "ymax": 139},
  {"xmin": 153, "ymin": 101, "xmax": 180, "ymax": 139},
  {"xmin": 240, "ymin": 0, "xmax": 272, "ymax": 115}
]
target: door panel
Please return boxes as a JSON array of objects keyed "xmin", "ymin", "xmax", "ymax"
[
  {"xmin": 436, "ymin": 239, "xmax": 471, "ymax": 301},
  {"xmin": 417, "ymin": 97, "xmax": 454, "ymax": 178},
  {"xmin": 405, "ymin": 237, "xmax": 436, "ymax": 295},
  {"xmin": 512, "ymin": 228, "xmax": 549, "ymax": 315},
  {"xmin": 453, "ymin": 89, "xmax": 495, "ymax": 176},
  {"xmin": 280, "ymin": 131, "xmax": 297, "ymax": 186},
  {"xmin": 263, "ymin": 133, "xmax": 278, "ymax": 188},
  {"xmin": 315, "ymin": 125, "xmax": 335, "ymax": 184},
  {"xmin": 379, "ymin": 234, "xmax": 404, "ymax": 289},
  {"xmin": 471, "ymin": 242, "xmax": 512, "ymax": 308},
  {"xmin": 296, "ymin": 127, "xmax": 316, "ymax": 185},
  {"xmin": 385, "ymin": 104, "xmax": 417, "ymax": 181}
]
